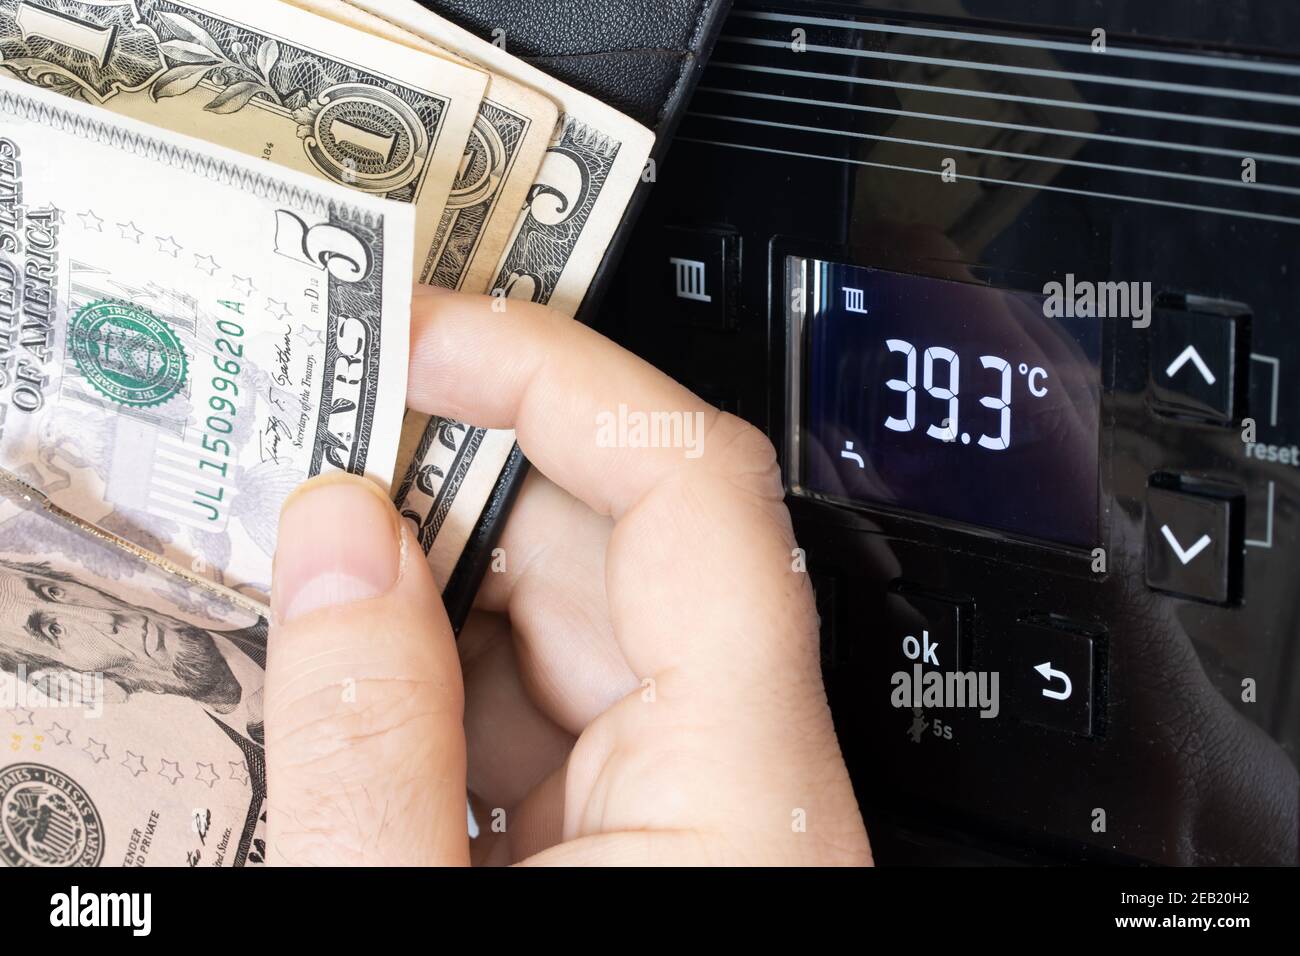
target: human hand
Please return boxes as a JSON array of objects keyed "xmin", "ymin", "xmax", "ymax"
[{"xmin": 263, "ymin": 290, "xmax": 871, "ymax": 866}]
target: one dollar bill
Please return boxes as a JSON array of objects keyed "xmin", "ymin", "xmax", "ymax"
[
  {"xmin": 0, "ymin": 0, "xmax": 487, "ymax": 284},
  {"xmin": 284, "ymin": 0, "xmax": 558, "ymax": 293},
  {"xmin": 0, "ymin": 76, "xmax": 415, "ymax": 601},
  {"xmin": 349, "ymin": 0, "xmax": 656, "ymax": 588}
]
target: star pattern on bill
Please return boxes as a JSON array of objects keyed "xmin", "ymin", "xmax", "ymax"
[
  {"xmin": 121, "ymin": 750, "xmax": 147, "ymax": 777},
  {"xmin": 158, "ymin": 759, "xmax": 184, "ymax": 786},
  {"xmin": 156, "ymin": 235, "xmax": 182, "ymax": 258},
  {"xmin": 228, "ymin": 759, "xmax": 249, "ymax": 786},
  {"xmin": 11, "ymin": 708, "xmax": 34, "ymax": 725},
  {"xmin": 45, "ymin": 722, "xmax": 72, "ymax": 745},
  {"xmin": 295, "ymin": 324, "xmax": 325, "ymax": 348},
  {"xmin": 83, "ymin": 738, "xmax": 109, "ymax": 763},
  {"xmin": 194, "ymin": 253, "xmax": 220, "ymax": 276},
  {"xmin": 117, "ymin": 221, "xmax": 143, "ymax": 243},
  {"xmin": 232, "ymin": 274, "xmax": 256, "ymax": 298},
  {"xmin": 78, "ymin": 210, "xmax": 103, "ymax": 232},
  {"xmin": 195, "ymin": 762, "xmax": 220, "ymax": 788},
  {"xmin": 265, "ymin": 298, "xmax": 291, "ymax": 322}
]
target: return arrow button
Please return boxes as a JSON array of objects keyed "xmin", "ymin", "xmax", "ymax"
[
  {"xmin": 1033, "ymin": 661, "xmax": 1073, "ymax": 701},
  {"xmin": 1003, "ymin": 619, "xmax": 1098, "ymax": 736}
]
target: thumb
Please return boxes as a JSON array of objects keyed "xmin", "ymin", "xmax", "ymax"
[{"xmin": 264, "ymin": 473, "xmax": 468, "ymax": 866}]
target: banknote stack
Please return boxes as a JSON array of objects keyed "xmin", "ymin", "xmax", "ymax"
[{"xmin": 0, "ymin": 0, "xmax": 653, "ymax": 866}]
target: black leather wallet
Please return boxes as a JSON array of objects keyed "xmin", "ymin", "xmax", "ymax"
[{"xmin": 421, "ymin": 0, "xmax": 734, "ymax": 629}]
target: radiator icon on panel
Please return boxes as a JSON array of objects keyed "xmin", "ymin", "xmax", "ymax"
[{"xmin": 670, "ymin": 257, "xmax": 712, "ymax": 302}]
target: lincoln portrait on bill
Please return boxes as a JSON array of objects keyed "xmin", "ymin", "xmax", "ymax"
[{"xmin": 0, "ymin": 556, "xmax": 267, "ymax": 743}]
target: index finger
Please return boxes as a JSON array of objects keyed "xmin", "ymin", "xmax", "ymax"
[
  {"xmin": 405, "ymin": 289, "xmax": 817, "ymax": 694},
  {"xmin": 406, "ymin": 290, "xmax": 731, "ymax": 519},
  {"xmin": 405, "ymin": 292, "xmax": 862, "ymax": 859}
]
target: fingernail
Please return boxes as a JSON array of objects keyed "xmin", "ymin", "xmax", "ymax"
[{"xmin": 272, "ymin": 473, "xmax": 402, "ymax": 624}]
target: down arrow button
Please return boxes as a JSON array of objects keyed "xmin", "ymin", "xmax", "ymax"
[{"xmin": 1145, "ymin": 484, "xmax": 1241, "ymax": 604}]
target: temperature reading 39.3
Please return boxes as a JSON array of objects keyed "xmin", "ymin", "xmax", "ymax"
[
  {"xmin": 800, "ymin": 261, "xmax": 1101, "ymax": 547},
  {"xmin": 882, "ymin": 339, "xmax": 1050, "ymax": 451}
]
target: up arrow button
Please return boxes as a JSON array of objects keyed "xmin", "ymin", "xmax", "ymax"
[
  {"xmin": 1149, "ymin": 306, "xmax": 1241, "ymax": 424},
  {"xmin": 1165, "ymin": 345, "xmax": 1216, "ymax": 385}
]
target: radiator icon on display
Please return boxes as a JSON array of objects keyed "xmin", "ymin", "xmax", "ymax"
[
  {"xmin": 670, "ymin": 257, "xmax": 711, "ymax": 302},
  {"xmin": 843, "ymin": 287, "xmax": 867, "ymax": 314}
]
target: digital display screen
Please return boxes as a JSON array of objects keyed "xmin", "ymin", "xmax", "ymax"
[{"xmin": 796, "ymin": 261, "xmax": 1102, "ymax": 547}]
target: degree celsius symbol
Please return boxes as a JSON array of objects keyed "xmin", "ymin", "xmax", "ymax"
[{"xmin": 1019, "ymin": 362, "xmax": 1049, "ymax": 397}]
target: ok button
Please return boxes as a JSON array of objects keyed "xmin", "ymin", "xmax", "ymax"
[
  {"xmin": 885, "ymin": 587, "xmax": 969, "ymax": 672},
  {"xmin": 902, "ymin": 631, "xmax": 942, "ymax": 667}
]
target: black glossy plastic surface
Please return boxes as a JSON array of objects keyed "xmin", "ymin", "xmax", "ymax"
[{"xmin": 606, "ymin": 0, "xmax": 1300, "ymax": 864}]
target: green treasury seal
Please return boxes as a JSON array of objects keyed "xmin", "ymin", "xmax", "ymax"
[{"xmin": 69, "ymin": 300, "xmax": 189, "ymax": 408}]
